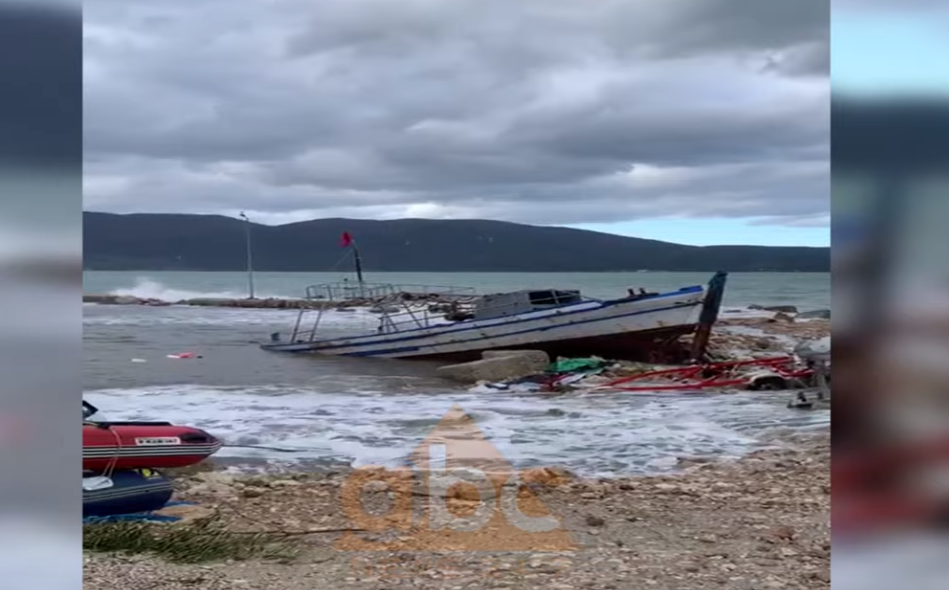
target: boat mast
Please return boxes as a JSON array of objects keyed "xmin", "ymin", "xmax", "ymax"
[
  {"xmin": 352, "ymin": 241, "xmax": 365, "ymax": 284},
  {"xmin": 690, "ymin": 271, "xmax": 728, "ymax": 361},
  {"xmin": 340, "ymin": 231, "xmax": 365, "ymax": 286}
]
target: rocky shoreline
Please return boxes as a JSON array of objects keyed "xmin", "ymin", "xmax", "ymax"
[{"xmin": 84, "ymin": 432, "xmax": 829, "ymax": 589}]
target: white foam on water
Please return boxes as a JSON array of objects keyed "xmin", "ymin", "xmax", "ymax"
[
  {"xmin": 719, "ymin": 306, "xmax": 775, "ymax": 319},
  {"xmin": 105, "ymin": 277, "xmax": 298, "ymax": 302},
  {"xmin": 84, "ymin": 384, "xmax": 827, "ymax": 476},
  {"xmin": 82, "ymin": 304, "xmax": 382, "ymax": 330}
]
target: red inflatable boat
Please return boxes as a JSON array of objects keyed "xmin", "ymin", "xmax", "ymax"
[{"xmin": 83, "ymin": 421, "xmax": 222, "ymax": 471}]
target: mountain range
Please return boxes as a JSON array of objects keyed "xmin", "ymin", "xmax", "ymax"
[{"xmin": 83, "ymin": 212, "xmax": 829, "ymax": 272}]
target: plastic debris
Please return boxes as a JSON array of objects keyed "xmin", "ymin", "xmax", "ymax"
[{"xmin": 549, "ymin": 357, "xmax": 607, "ymax": 373}]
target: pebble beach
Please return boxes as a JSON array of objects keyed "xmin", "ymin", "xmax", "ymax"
[{"xmin": 84, "ymin": 433, "xmax": 829, "ymax": 589}]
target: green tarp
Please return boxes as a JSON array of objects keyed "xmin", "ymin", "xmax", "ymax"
[{"xmin": 549, "ymin": 357, "xmax": 606, "ymax": 374}]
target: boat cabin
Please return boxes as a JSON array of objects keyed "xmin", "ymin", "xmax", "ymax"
[{"xmin": 472, "ymin": 289, "xmax": 583, "ymax": 321}]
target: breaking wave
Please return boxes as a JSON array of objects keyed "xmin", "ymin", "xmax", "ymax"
[
  {"xmin": 104, "ymin": 278, "xmax": 297, "ymax": 302},
  {"xmin": 84, "ymin": 384, "xmax": 828, "ymax": 476}
]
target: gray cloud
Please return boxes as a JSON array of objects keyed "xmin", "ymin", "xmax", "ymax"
[{"xmin": 83, "ymin": 0, "xmax": 828, "ymax": 229}]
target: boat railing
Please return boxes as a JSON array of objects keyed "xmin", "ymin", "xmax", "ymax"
[
  {"xmin": 374, "ymin": 300, "xmax": 474, "ymax": 333},
  {"xmin": 284, "ymin": 283, "xmax": 617, "ymax": 341},
  {"xmin": 291, "ymin": 286, "xmax": 610, "ymax": 339},
  {"xmin": 372, "ymin": 290, "xmax": 600, "ymax": 334},
  {"xmin": 303, "ymin": 281, "xmax": 477, "ymax": 303},
  {"xmin": 284, "ymin": 282, "xmax": 478, "ymax": 342}
]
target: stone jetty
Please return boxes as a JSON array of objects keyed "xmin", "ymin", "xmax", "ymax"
[
  {"xmin": 83, "ymin": 292, "xmax": 461, "ymax": 310},
  {"xmin": 83, "ymin": 293, "xmax": 329, "ymax": 309}
]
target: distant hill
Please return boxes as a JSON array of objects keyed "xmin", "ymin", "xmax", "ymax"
[{"xmin": 82, "ymin": 212, "xmax": 829, "ymax": 272}]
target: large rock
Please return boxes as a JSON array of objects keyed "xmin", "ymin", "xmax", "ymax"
[
  {"xmin": 437, "ymin": 350, "xmax": 550, "ymax": 383},
  {"xmin": 481, "ymin": 349, "xmax": 550, "ymax": 364},
  {"xmin": 83, "ymin": 294, "xmax": 117, "ymax": 304}
]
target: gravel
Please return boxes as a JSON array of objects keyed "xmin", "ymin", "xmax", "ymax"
[{"xmin": 84, "ymin": 433, "xmax": 829, "ymax": 589}]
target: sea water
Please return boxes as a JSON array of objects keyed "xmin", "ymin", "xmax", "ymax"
[{"xmin": 83, "ymin": 271, "xmax": 830, "ymax": 476}]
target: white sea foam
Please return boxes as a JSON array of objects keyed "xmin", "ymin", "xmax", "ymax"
[
  {"xmin": 84, "ymin": 384, "xmax": 828, "ymax": 476},
  {"xmin": 105, "ymin": 277, "xmax": 298, "ymax": 302},
  {"xmin": 82, "ymin": 305, "xmax": 382, "ymax": 330},
  {"xmin": 719, "ymin": 306, "xmax": 777, "ymax": 319}
]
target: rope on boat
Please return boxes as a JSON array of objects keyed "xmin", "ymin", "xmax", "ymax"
[
  {"xmin": 222, "ymin": 443, "xmax": 305, "ymax": 453},
  {"xmin": 81, "ymin": 421, "xmax": 124, "ymax": 479}
]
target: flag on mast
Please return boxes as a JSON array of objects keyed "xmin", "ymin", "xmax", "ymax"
[{"xmin": 340, "ymin": 232, "xmax": 353, "ymax": 247}]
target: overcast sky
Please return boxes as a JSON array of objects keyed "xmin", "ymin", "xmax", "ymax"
[{"xmin": 83, "ymin": 0, "xmax": 830, "ymax": 246}]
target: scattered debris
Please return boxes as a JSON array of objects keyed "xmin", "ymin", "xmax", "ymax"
[
  {"xmin": 787, "ymin": 389, "xmax": 829, "ymax": 409},
  {"xmin": 549, "ymin": 357, "xmax": 607, "ymax": 373},
  {"xmin": 457, "ymin": 319, "xmax": 831, "ymax": 397}
]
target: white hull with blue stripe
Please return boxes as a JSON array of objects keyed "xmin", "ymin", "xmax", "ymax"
[{"xmin": 262, "ymin": 281, "xmax": 714, "ymax": 361}]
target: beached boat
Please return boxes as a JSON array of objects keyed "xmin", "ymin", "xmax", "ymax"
[
  {"xmin": 261, "ymin": 272, "xmax": 727, "ymax": 362},
  {"xmin": 83, "ymin": 420, "xmax": 222, "ymax": 471},
  {"xmin": 83, "ymin": 469, "xmax": 174, "ymax": 517}
]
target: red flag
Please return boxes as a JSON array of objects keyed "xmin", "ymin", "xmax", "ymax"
[{"xmin": 340, "ymin": 232, "xmax": 353, "ymax": 247}]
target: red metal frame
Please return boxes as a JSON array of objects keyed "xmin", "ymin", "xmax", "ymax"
[{"xmin": 598, "ymin": 356, "xmax": 815, "ymax": 392}]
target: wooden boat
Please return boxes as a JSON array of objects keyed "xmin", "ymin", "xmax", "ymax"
[{"xmin": 261, "ymin": 272, "xmax": 728, "ymax": 362}]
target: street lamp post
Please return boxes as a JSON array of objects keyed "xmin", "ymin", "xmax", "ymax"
[{"xmin": 238, "ymin": 212, "xmax": 255, "ymax": 299}]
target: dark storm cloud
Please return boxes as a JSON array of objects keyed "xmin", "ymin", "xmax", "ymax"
[
  {"xmin": 83, "ymin": 0, "xmax": 828, "ymax": 227},
  {"xmin": 642, "ymin": 0, "xmax": 828, "ymax": 60}
]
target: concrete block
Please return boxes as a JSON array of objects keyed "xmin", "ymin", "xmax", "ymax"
[
  {"xmin": 437, "ymin": 350, "xmax": 550, "ymax": 383},
  {"xmin": 481, "ymin": 349, "xmax": 550, "ymax": 364}
]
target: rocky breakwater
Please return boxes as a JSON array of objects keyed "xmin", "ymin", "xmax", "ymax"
[
  {"xmin": 83, "ymin": 291, "xmax": 465, "ymax": 311},
  {"xmin": 84, "ymin": 433, "xmax": 829, "ymax": 590},
  {"xmin": 83, "ymin": 293, "xmax": 331, "ymax": 309}
]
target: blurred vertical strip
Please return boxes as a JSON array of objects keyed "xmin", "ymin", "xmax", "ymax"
[
  {"xmin": 0, "ymin": 1, "xmax": 82, "ymax": 588},
  {"xmin": 832, "ymin": 8, "xmax": 949, "ymax": 583}
]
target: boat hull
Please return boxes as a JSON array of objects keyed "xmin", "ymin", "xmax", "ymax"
[
  {"xmin": 83, "ymin": 469, "xmax": 174, "ymax": 517},
  {"xmin": 389, "ymin": 323, "xmax": 698, "ymax": 363},
  {"xmin": 263, "ymin": 285, "xmax": 706, "ymax": 361},
  {"xmin": 83, "ymin": 422, "xmax": 222, "ymax": 471}
]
